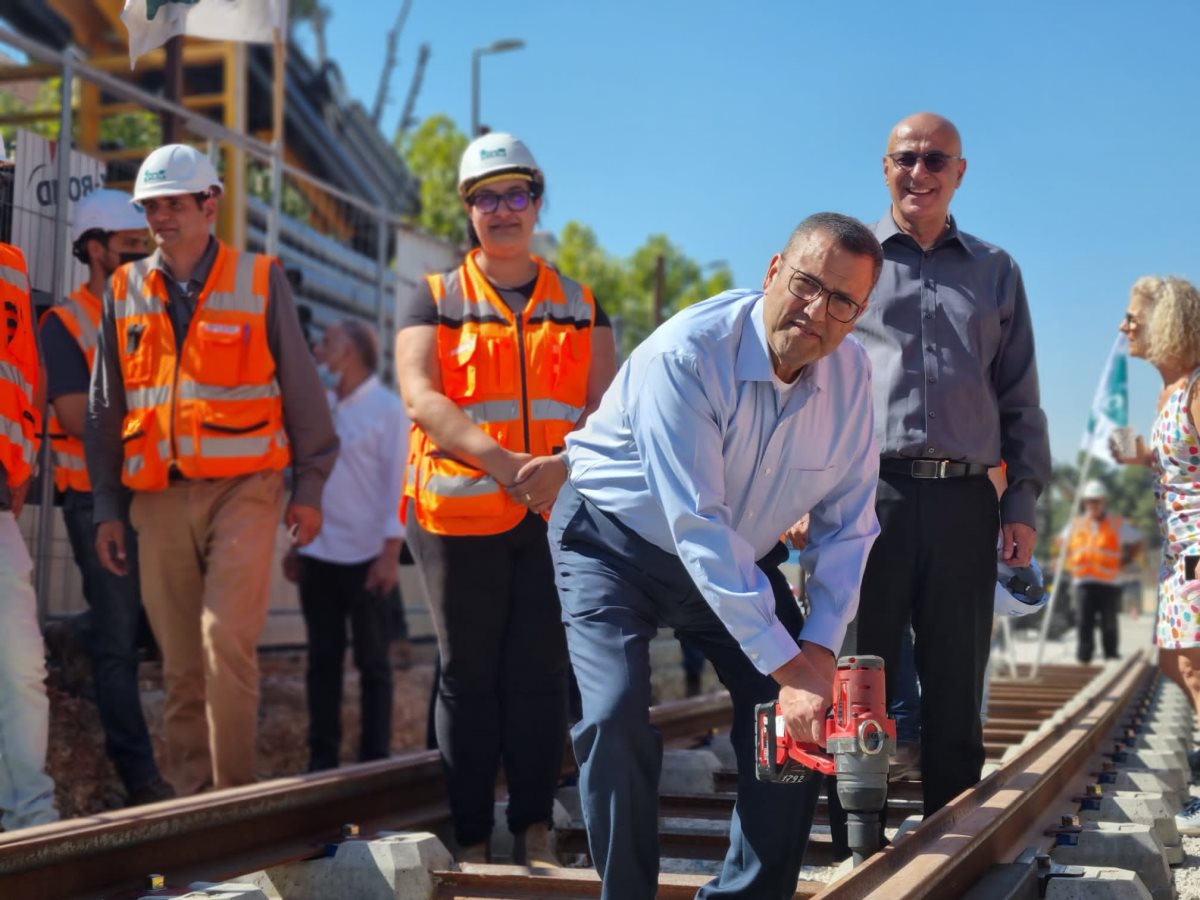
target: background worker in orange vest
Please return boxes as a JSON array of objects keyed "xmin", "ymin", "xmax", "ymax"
[
  {"xmin": 85, "ymin": 144, "xmax": 338, "ymax": 796},
  {"xmin": 395, "ymin": 132, "xmax": 617, "ymax": 866},
  {"xmin": 0, "ymin": 238, "xmax": 59, "ymax": 830},
  {"xmin": 40, "ymin": 188, "xmax": 174, "ymax": 806},
  {"xmin": 1066, "ymin": 479, "xmax": 1143, "ymax": 663}
]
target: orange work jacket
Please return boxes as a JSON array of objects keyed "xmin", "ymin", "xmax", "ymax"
[
  {"xmin": 110, "ymin": 242, "xmax": 290, "ymax": 491},
  {"xmin": 404, "ymin": 249, "xmax": 596, "ymax": 536},
  {"xmin": 1067, "ymin": 514, "xmax": 1123, "ymax": 583},
  {"xmin": 0, "ymin": 244, "xmax": 40, "ymax": 489},
  {"xmin": 41, "ymin": 286, "xmax": 101, "ymax": 492}
]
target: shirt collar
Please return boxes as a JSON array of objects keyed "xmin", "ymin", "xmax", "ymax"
[
  {"xmin": 874, "ymin": 210, "xmax": 976, "ymax": 258},
  {"xmin": 150, "ymin": 236, "xmax": 219, "ymax": 290},
  {"xmin": 336, "ymin": 373, "xmax": 379, "ymax": 409},
  {"xmin": 735, "ymin": 292, "xmax": 822, "ymax": 390}
]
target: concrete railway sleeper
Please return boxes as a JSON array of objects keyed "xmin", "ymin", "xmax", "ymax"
[{"xmin": 1, "ymin": 654, "xmax": 1189, "ymax": 899}]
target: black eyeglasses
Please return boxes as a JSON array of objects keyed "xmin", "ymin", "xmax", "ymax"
[
  {"xmin": 784, "ymin": 266, "xmax": 863, "ymax": 323},
  {"xmin": 1121, "ymin": 312, "xmax": 1138, "ymax": 327},
  {"xmin": 467, "ymin": 188, "xmax": 537, "ymax": 214},
  {"xmin": 886, "ymin": 151, "xmax": 963, "ymax": 173}
]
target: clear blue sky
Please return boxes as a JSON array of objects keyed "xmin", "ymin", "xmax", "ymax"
[{"xmin": 307, "ymin": 0, "xmax": 1200, "ymax": 465}]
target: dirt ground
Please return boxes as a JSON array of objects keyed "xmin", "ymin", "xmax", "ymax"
[{"xmin": 44, "ymin": 627, "xmax": 437, "ymax": 820}]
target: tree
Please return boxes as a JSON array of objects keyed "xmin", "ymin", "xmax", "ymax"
[{"xmin": 396, "ymin": 114, "xmax": 469, "ymax": 245}]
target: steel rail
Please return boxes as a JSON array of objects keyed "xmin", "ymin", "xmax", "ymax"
[
  {"xmin": 0, "ymin": 693, "xmax": 734, "ymax": 900},
  {"xmin": 813, "ymin": 651, "xmax": 1153, "ymax": 899}
]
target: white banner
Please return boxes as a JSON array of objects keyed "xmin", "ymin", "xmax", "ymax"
[
  {"xmin": 1081, "ymin": 333, "xmax": 1129, "ymax": 462},
  {"xmin": 121, "ymin": 0, "xmax": 288, "ymax": 68},
  {"xmin": 10, "ymin": 130, "xmax": 107, "ymax": 297}
]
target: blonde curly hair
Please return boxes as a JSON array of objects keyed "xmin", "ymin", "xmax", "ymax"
[{"xmin": 1131, "ymin": 275, "xmax": 1200, "ymax": 368}]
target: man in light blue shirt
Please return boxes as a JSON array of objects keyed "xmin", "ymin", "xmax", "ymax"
[{"xmin": 550, "ymin": 212, "xmax": 883, "ymax": 899}]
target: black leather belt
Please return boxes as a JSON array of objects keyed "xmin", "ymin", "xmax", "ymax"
[{"xmin": 880, "ymin": 457, "xmax": 990, "ymax": 479}]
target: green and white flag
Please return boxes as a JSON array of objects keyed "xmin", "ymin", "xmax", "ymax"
[
  {"xmin": 1082, "ymin": 333, "xmax": 1129, "ymax": 461},
  {"xmin": 121, "ymin": 0, "xmax": 287, "ymax": 69}
]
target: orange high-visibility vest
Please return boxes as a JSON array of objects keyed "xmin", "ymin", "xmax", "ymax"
[
  {"xmin": 1067, "ymin": 514, "xmax": 1123, "ymax": 583},
  {"xmin": 40, "ymin": 286, "xmax": 101, "ymax": 492},
  {"xmin": 0, "ymin": 244, "xmax": 40, "ymax": 489},
  {"xmin": 110, "ymin": 242, "xmax": 290, "ymax": 491},
  {"xmin": 404, "ymin": 249, "xmax": 596, "ymax": 536}
]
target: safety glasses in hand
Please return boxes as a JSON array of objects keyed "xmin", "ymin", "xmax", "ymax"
[{"xmin": 468, "ymin": 189, "xmax": 537, "ymax": 214}]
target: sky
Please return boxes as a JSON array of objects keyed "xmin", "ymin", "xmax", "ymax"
[{"xmin": 304, "ymin": 0, "xmax": 1200, "ymax": 465}]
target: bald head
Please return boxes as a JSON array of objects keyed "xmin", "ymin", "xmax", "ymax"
[
  {"xmin": 883, "ymin": 112, "xmax": 967, "ymax": 247},
  {"xmin": 887, "ymin": 113, "xmax": 962, "ymax": 155}
]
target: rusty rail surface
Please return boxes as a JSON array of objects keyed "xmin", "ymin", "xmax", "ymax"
[{"xmin": 0, "ymin": 694, "xmax": 733, "ymax": 900}]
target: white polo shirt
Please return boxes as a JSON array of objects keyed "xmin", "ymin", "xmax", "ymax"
[{"xmin": 300, "ymin": 374, "xmax": 409, "ymax": 565}]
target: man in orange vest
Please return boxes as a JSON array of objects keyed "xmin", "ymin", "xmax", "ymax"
[
  {"xmin": 85, "ymin": 145, "xmax": 338, "ymax": 795},
  {"xmin": 0, "ymin": 238, "xmax": 59, "ymax": 830},
  {"xmin": 40, "ymin": 188, "xmax": 174, "ymax": 806},
  {"xmin": 1067, "ymin": 479, "xmax": 1143, "ymax": 663}
]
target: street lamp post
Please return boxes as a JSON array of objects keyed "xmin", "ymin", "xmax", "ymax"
[{"xmin": 470, "ymin": 38, "xmax": 525, "ymax": 137}]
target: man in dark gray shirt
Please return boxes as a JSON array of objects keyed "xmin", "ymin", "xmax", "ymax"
[
  {"xmin": 841, "ymin": 113, "xmax": 1050, "ymax": 824},
  {"xmin": 86, "ymin": 144, "xmax": 338, "ymax": 795}
]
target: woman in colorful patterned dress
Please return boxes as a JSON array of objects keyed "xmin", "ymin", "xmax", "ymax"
[{"xmin": 1112, "ymin": 275, "xmax": 1200, "ymax": 832}]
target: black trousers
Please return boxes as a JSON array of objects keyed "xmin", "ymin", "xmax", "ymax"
[
  {"xmin": 842, "ymin": 473, "xmax": 998, "ymax": 815},
  {"xmin": 1075, "ymin": 582, "xmax": 1121, "ymax": 662},
  {"xmin": 298, "ymin": 556, "xmax": 394, "ymax": 771},
  {"xmin": 407, "ymin": 512, "xmax": 568, "ymax": 847}
]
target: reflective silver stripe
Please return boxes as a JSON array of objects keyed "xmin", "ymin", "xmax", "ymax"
[
  {"xmin": 125, "ymin": 385, "xmax": 171, "ymax": 410},
  {"xmin": 0, "ymin": 360, "xmax": 33, "ymax": 399},
  {"xmin": 460, "ymin": 398, "xmax": 520, "ymax": 424},
  {"xmin": 530, "ymin": 398, "xmax": 584, "ymax": 423},
  {"xmin": 436, "ymin": 268, "xmax": 506, "ymax": 323},
  {"xmin": 0, "ymin": 264, "xmax": 29, "ymax": 291},
  {"xmin": 0, "ymin": 415, "xmax": 35, "ymax": 460},
  {"xmin": 525, "ymin": 277, "xmax": 593, "ymax": 325},
  {"xmin": 178, "ymin": 381, "xmax": 281, "ymax": 402},
  {"xmin": 60, "ymin": 297, "xmax": 100, "ymax": 354},
  {"xmin": 177, "ymin": 432, "xmax": 283, "ymax": 459},
  {"xmin": 54, "ymin": 452, "xmax": 86, "ymax": 471},
  {"xmin": 114, "ymin": 259, "xmax": 159, "ymax": 319},
  {"xmin": 206, "ymin": 250, "xmax": 263, "ymax": 314},
  {"xmin": 425, "ymin": 471, "xmax": 499, "ymax": 498},
  {"xmin": 123, "ymin": 454, "xmax": 145, "ymax": 477},
  {"xmin": 405, "ymin": 463, "xmax": 416, "ymax": 484}
]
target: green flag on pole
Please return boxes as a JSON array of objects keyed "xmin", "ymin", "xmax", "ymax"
[{"xmin": 1082, "ymin": 333, "xmax": 1129, "ymax": 461}]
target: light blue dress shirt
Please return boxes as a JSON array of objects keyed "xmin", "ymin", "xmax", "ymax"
[{"xmin": 566, "ymin": 290, "xmax": 881, "ymax": 675}]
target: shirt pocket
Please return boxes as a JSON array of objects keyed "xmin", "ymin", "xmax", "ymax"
[
  {"xmin": 122, "ymin": 323, "xmax": 154, "ymax": 386},
  {"xmin": 440, "ymin": 332, "xmax": 515, "ymax": 401},
  {"xmin": 784, "ymin": 465, "xmax": 840, "ymax": 513}
]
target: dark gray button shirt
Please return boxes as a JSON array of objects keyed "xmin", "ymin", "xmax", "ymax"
[
  {"xmin": 86, "ymin": 238, "xmax": 339, "ymax": 522},
  {"xmin": 854, "ymin": 213, "xmax": 1050, "ymax": 527}
]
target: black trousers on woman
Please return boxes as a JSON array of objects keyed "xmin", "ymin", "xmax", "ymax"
[{"xmin": 406, "ymin": 512, "xmax": 568, "ymax": 847}]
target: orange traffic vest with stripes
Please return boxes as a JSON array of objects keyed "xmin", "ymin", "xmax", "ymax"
[
  {"xmin": 0, "ymin": 244, "xmax": 40, "ymax": 489},
  {"xmin": 405, "ymin": 249, "xmax": 596, "ymax": 536},
  {"xmin": 110, "ymin": 242, "xmax": 290, "ymax": 490},
  {"xmin": 1067, "ymin": 514, "xmax": 1123, "ymax": 583},
  {"xmin": 41, "ymin": 286, "xmax": 101, "ymax": 492}
]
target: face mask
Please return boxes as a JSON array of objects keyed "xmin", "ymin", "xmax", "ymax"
[
  {"xmin": 118, "ymin": 251, "xmax": 151, "ymax": 266},
  {"xmin": 316, "ymin": 361, "xmax": 340, "ymax": 390}
]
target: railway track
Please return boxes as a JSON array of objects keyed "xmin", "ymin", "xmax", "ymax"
[{"xmin": 0, "ymin": 653, "xmax": 1165, "ymax": 899}]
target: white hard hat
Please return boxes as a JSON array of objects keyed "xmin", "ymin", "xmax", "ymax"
[
  {"xmin": 994, "ymin": 558, "xmax": 1047, "ymax": 617},
  {"xmin": 457, "ymin": 132, "xmax": 541, "ymax": 198},
  {"xmin": 133, "ymin": 144, "xmax": 223, "ymax": 202},
  {"xmin": 1081, "ymin": 479, "xmax": 1108, "ymax": 501},
  {"xmin": 72, "ymin": 189, "xmax": 147, "ymax": 243}
]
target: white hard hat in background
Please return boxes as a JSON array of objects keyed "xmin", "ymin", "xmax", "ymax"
[
  {"xmin": 1081, "ymin": 479, "xmax": 1108, "ymax": 501},
  {"xmin": 458, "ymin": 132, "xmax": 541, "ymax": 197},
  {"xmin": 133, "ymin": 144, "xmax": 223, "ymax": 202},
  {"xmin": 72, "ymin": 189, "xmax": 147, "ymax": 243},
  {"xmin": 994, "ymin": 558, "xmax": 1047, "ymax": 617}
]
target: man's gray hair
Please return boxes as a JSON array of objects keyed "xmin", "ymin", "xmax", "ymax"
[
  {"xmin": 783, "ymin": 212, "xmax": 884, "ymax": 284},
  {"xmin": 339, "ymin": 318, "xmax": 380, "ymax": 372}
]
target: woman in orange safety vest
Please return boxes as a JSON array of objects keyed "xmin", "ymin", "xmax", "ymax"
[{"xmin": 395, "ymin": 132, "xmax": 617, "ymax": 866}]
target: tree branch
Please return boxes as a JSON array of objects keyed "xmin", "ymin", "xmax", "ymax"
[{"xmin": 371, "ymin": 0, "xmax": 414, "ymax": 127}]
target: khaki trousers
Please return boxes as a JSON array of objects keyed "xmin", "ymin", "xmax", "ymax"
[{"xmin": 131, "ymin": 470, "xmax": 284, "ymax": 795}]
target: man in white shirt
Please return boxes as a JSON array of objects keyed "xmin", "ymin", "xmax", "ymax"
[{"xmin": 286, "ymin": 319, "xmax": 408, "ymax": 770}]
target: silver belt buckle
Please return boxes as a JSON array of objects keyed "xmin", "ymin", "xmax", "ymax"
[{"xmin": 912, "ymin": 459, "xmax": 948, "ymax": 479}]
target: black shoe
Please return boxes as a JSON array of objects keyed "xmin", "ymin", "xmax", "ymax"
[{"xmin": 127, "ymin": 776, "xmax": 175, "ymax": 806}]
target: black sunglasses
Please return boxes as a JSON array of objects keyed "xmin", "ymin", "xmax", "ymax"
[
  {"xmin": 886, "ymin": 151, "xmax": 962, "ymax": 173},
  {"xmin": 468, "ymin": 188, "xmax": 537, "ymax": 214}
]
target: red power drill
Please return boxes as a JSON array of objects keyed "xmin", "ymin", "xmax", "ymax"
[{"xmin": 755, "ymin": 655, "xmax": 896, "ymax": 864}]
